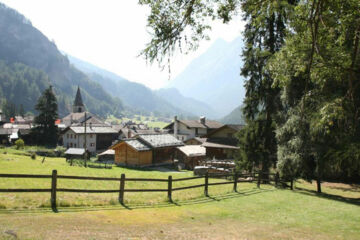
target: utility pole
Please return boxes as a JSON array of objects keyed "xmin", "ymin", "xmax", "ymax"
[{"xmin": 84, "ymin": 111, "xmax": 87, "ymax": 168}]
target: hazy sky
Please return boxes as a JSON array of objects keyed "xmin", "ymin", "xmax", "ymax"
[{"xmin": 1, "ymin": 0, "xmax": 245, "ymax": 89}]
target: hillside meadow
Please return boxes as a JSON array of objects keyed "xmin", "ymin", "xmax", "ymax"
[{"xmin": 0, "ymin": 148, "xmax": 359, "ymax": 239}]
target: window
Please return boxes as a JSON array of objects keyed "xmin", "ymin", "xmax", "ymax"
[
  {"xmin": 90, "ymin": 143, "xmax": 95, "ymax": 147},
  {"xmin": 195, "ymin": 128, "xmax": 198, "ymax": 136},
  {"xmin": 74, "ymin": 135, "xmax": 77, "ymax": 139},
  {"xmin": 70, "ymin": 134, "xmax": 73, "ymax": 139},
  {"xmin": 70, "ymin": 143, "xmax": 73, "ymax": 147},
  {"xmin": 74, "ymin": 143, "xmax": 77, "ymax": 147},
  {"xmin": 90, "ymin": 134, "xmax": 93, "ymax": 138},
  {"xmin": 67, "ymin": 134, "xmax": 69, "ymax": 139}
]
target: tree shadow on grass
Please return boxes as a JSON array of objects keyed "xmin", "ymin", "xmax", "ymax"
[
  {"xmin": 295, "ymin": 186, "xmax": 360, "ymax": 206},
  {"xmin": 0, "ymin": 187, "xmax": 273, "ymax": 214}
]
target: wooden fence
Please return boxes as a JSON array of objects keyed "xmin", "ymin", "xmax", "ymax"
[{"xmin": 0, "ymin": 170, "xmax": 292, "ymax": 212}]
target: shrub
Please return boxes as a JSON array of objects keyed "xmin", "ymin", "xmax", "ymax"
[
  {"xmin": 31, "ymin": 153, "xmax": 36, "ymax": 160},
  {"xmin": 15, "ymin": 139, "xmax": 25, "ymax": 149}
]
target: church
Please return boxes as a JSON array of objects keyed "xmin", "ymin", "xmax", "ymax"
[{"xmin": 60, "ymin": 87, "xmax": 118, "ymax": 153}]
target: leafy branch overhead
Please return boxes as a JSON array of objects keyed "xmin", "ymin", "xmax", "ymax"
[{"xmin": 139, "ymin": 0, "xmax": 240, "ymax": 65}]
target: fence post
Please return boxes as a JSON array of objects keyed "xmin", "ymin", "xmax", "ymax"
[
  {"xmin": 51, "ymin": 170, "xmax": 58, "ymax": 212},
  {"xmin": 275, "ymin": 172, "xmax": 279, "ymax": 187},
  {"xmin": 204, "ymin": 172, "xmax": 209, "ymax": 197},
  {"xmin": 233, "ymin": 172, "xmax": 238, "ymax": 192},
  {"xmin": 168, "ymin": 175, "xmax": 172, "ymax": 202},
  {"xmin": 119, "ymin": 173, "xmax": 125, "ymax": 205},
  {"xmin": 257, "ymin": 171, "xmax": 261, "ymax": 188},
  {"xmin": 290, "ymin": 179, "xmax": 294, "ymax": 190}
]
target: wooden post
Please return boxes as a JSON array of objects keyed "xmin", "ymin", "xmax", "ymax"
[
  {"xmin": 233, "ymin": 172, "xmax": 238, "ymax": 192},
  {"xmin": 168, "ymin": 175, "xmax": 172, "ymax": 202},
  {"xmin": 275, "ymin": 172, "xmax": 279, "ymax": 187},
  {"xmin": 257, "ymin": 171, "xmax": 261, "ymax": 188},
  {"xmin": 290, "ymin": 179, "xmax": 294, "ymax": 190},
  {"xmin": 119, "ymin": 173, "xmax": 125, "ymax": 204},
  {"xmin": 51, "ymin": 170, "xmax": 58, "ymax": 212},
  {"xmin": 204, "ymin": 172, "xmax": 209, "ymax": 197}
]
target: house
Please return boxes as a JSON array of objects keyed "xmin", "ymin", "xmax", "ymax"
[
  {"xmin": 163, "ymin": 116, "xmax": 224, "ymax": 141},
  {"xmin": 62, "ymin": 125, "xmax": 118, "ymax": 153},
  {"xmin": 0, "ymin": 109, "xmax": 5, "ymax": 125},
  {"xmin": 202, "ymin": 124, "xmax": 243, "ymax": 159},
  {"xmin": 175, "ymin": 145, "xmax": 206, "ymax": 170},
  {"xmin": 0, "ymin": 128, "xmax": 12, "ymax": 144},
  {"xmin": 111, "ymin": 134, "xmax": 184, "ymax": 166}
]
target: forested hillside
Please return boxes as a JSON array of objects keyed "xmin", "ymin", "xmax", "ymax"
[
  {"xmin": 0, "ymin": 3, "xmax": 123, "ymax": 117},
  {"xmin": 220, "ymin": 105, "xmax": 245, "ymax": 125},
  {"xmin": 67, "ymin": 54, "xmax": 216, "ymax": 118}
]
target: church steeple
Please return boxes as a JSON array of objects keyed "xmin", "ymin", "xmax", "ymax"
[{"xmin": 73, "ymin": 86, "xmax": 85, "ymax": 113}]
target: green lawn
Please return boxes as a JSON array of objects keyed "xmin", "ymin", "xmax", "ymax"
[
  {"xmin": 106, "ymin": 114, "xmax": 169, "ymax": 128},
  {"xmin": 0, "ymin": 149, "xmax": 359, "ymax": 239}
]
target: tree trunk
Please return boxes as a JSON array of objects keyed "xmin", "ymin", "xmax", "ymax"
[{"xmin": 316, "ymin": 178, "xmax": 321, "ymax": 193}]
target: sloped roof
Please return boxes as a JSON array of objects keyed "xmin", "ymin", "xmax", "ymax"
[
  {"xmin": 74, "ymin": 87, "xmax": 84, "ymax": 106},
  {"xmin": 139, "ymin": 134, "xmax": 184, "ymax": 148},
  {"xmin": 125, "ymin": 139, "xmax": 152, "ymax": 151},
  {"xmin": 65, "ymin": 148, "xmax": 85, "ymax": 155},
  {"xmin": 68, "ymin": 126, "xmax": 118, "ymax": 134},
  {"xmin": 98, "ymin": 149, "xmax": 115, "ymax": 156},
  {"xmin": 177, "ymin": 145, "xmax": 206, "ymax": 157},
  {"xmin": 202, "ymin": 141, "xmax": 240, "ymax": 150},
  {"xmin": 185, "ymin": 137, "xmax": 207, "ymax": 144},
  {"xmin": 206, "ymin": 124, "xmax": 244, "ymax": 137},
  {"xmin": 164, "ymin": 119, "xmax": 223, "ymax": 130}
]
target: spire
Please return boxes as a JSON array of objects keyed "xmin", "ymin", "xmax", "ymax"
[
  {"xmin": 72, "ymin": 86, "xmax": 85, "ymax": 113},
  {"xmin": 74, "ymin": 86, "xmax": 84, "ymax": 107}
]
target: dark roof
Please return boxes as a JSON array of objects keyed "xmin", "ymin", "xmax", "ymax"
[
  {"xmin": 202, "ymin": 141, "xmax": 240, "ymax": 150},
  {"xmin": 65, "ymin": 148, "xmax": 85, "ymax": 155},
  {"xmin": 164, "ymin": 119, "xmax": 223, "ymax": 130},
  {"xmin": 185, "ymin": 137, "xmax": 207, "ymax": 144},
  {"xmin": 74, "ymin": 87, "xmax": 84, "ymax": 106},
  {"xmin": 138, "ymin": 134, "xmax": 184, "ymax": 148},
  {"xmin": 206, "ymin": 124, "xmax": 244, "ymax": 137}
]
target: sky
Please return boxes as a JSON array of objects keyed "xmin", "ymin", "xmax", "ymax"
[{"xmin": 1, "ymin": 0, "xmax": 245, "ymax": 89}]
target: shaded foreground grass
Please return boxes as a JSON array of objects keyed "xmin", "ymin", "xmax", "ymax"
[{"xmin": 0, "ymin": 150, "xmax": 360, "ymax": 239}]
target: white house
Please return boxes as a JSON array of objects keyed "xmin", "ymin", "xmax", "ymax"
[{"xmin": 163, "ymin": 116, "xmax": 223, "ymax": 141}]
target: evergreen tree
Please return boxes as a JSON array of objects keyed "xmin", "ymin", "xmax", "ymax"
[
  {"xmin": 33, "ymin": 86, "xmax": 59, "ymax": 146},
  {"xmin": 19, "ymin": 104, "xmax": 25, "ymax": 117}
]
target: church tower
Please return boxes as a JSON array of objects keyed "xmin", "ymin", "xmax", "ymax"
[{"xmin": 73, "ymin": 86, "xmax": 85, "ymax": 113}]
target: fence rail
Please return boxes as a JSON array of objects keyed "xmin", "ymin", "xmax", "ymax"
[{"xmin": 0, "ymin": 170, "xmax": 292, "ymax": 212}]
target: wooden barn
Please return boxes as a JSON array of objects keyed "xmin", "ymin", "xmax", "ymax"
[
  {"xmin": 175, "ymin": 145, "xmax": 206, "ymax": 170},
  {"xmin": 111, "ymin": 134, "xmax": 184, "ymax": 166}
]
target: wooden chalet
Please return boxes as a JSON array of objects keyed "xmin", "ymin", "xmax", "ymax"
[
  {"xmin": 202, "ymin": 124, "xmax": 243, "ymax": 159},
  {"xmin": 111, "ymin": 134, "xmax": 184, "ymax": 166},
  {"xmin": 175, "ymin": 145, "xmax": 206, "ymax": 170}
]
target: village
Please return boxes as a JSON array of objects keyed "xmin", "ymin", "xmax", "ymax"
[{"xmin": 0, "ymin": 87, "xmax": 242, "ymax": 174}]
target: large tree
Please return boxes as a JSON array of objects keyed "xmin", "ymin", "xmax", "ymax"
[
  {"xmin": 33, "ymin": 86, "xmax": 59, "ymax": 146},
  {"xmin": 269, "ymin": 0, "xmax": 360, "ymax": 192}
]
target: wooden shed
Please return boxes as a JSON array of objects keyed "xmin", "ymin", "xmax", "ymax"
[
  {"xmin": 111, "ymin": 134, "xmax": 184, "ymax": 167},
  {"xmin": 176, "ymin": 145, "xmax": 206, "ymax": 170}
]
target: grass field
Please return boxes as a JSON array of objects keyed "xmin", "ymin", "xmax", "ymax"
[
  {"xmin": 0, "ymin": 149, "xmax": 359, "ymax": 239},
  {"xmin": 106, "ymin": 114, "xmax": 170, "ymax": 128}
]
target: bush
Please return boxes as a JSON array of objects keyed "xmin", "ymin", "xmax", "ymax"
[
  {"xmin": 31, "ymin": 153, "xmax": 36, "ymax": 160},
  {"xmin": 15, "ymin": 139, "xmax": 25, "ymax": 149}
]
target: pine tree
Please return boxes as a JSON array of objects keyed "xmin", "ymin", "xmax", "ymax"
[{"xmin": 33, "ymin": 86, "xmax": 59, "ymax": 146}]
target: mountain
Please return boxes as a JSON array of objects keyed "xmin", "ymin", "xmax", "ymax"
[
  {"xmin": 220, "ymin": 105, "xmax": 245, "ymax": 125},
  {"xmin": 67, "ymin": 55, "xmax": 216, "ymax": 118},
  {"xmin": 168, "ymin": 37, "xmax": 245, "ymax": 117},
  {"xmin": 0, "ymin": 3, "xmax": 123, "ymax": 117},
  {"xmin": 154, "ymin": 88, "xmax": 217, "ymax": 118}
]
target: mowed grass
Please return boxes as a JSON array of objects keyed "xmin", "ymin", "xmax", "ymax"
[
  {"xmin": 0, "ymin": 150, "xmax": 235, "ymax": 209},
  {"xmin": 0, "ymin": 149, "xmax": 359, "ymax": 239}
]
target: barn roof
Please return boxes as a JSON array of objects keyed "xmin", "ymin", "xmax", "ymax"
[
  {"xmin": 177, "ymin": 145, "xmax": 206, "ymax": 157},
  {"xmin": 138, "ymin": 134, "xmax": 184, "ymax": 148},
  {"xmin": 65, "ymin": 148, "xmax": 85, "ymax": 155},
  {"xmin": 98, "ymin": 149, "xmax": 115, "ymax": 156}
]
